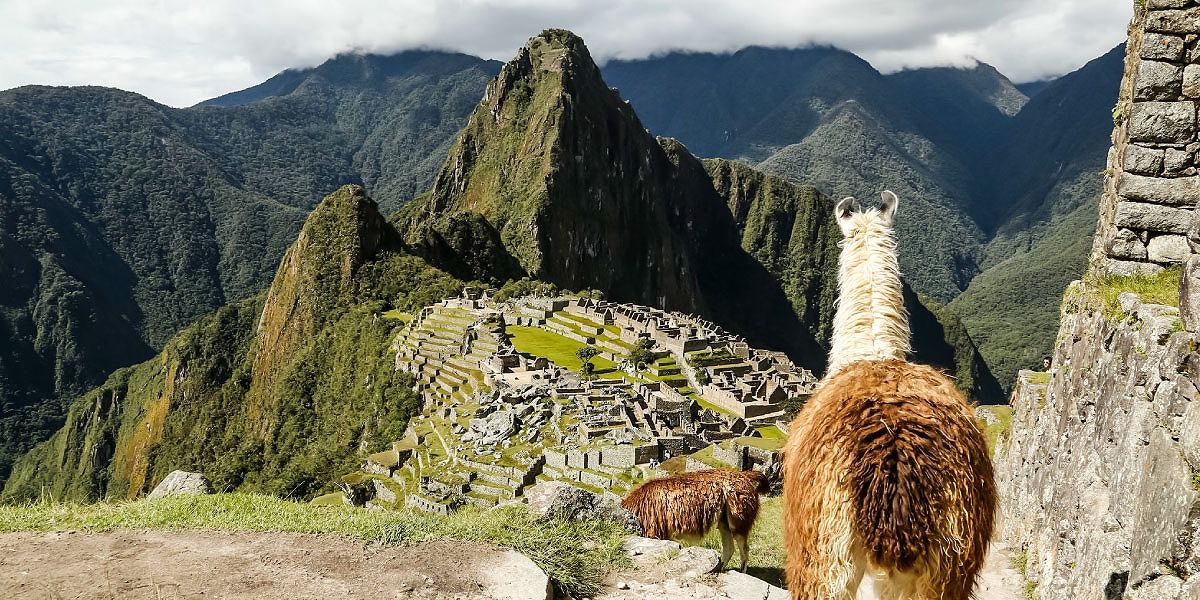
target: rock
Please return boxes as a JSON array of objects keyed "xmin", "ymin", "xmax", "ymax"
[
  {"xmin": 1186, "ymin": 65, "xmax": 1200, "ymax": 99},
  {"xmin": 1142, "ymin": 33, "xmax": 1186, "ymax": 61},
  {"xmin": 1127, "ymin": 575, "xmax": 1183, "ymax": 600},
  {"xmin": 371, "ymin": 479, "xmax": 397, "ymax": 504},
  {"xmin": 1118, "ymin": 173, "xmax": 1200, "ymax": 206},
  {"xmin": 1183, "ymin": 574, "xmax": 1200, "ymax": 599},
  {"xmin": 1125, "ymin": 144, "xmax": 1165, "ymax": 175},
  {"xmin": 1148, "ymin": 0, "xmax": 1190, "ymax": 8},
  {"xmin": 622, "ymin": 536, "xmax": 681, "ymax": 561},
  {"xmin": 477, "ymin": 550, "xmax": 552, "ymax": 600},
  {"xmin": 1148, "ymin": 234, "xmax": 1191, "ymax": 263},
  {"xmin": 1115, "ymin": 200, "xmax": 1195, "ymax": 233},
  {"xmin": 1147, "ymin": 9, "xmax": 1200, "ymax": 35},
  {"xmin": 147, "ymin": 471, "xmax": 212, "ymax": 499},
  {"xmin": 668, "ymin": 546, "xmax": 721, "ymax": 579},
  {"xmin": 1165, "ymin": 149, "xmax": 1194, "ymax": 175},
  {"xmin": 1134, "ymin": 60, "xmax": 1183, "ymax": 101},
  {"xmin": 717, "ymin": 571, "xmax": 790, "ymax": 600},
  {"xmin": 523, "ymin": 481, "xmax": 642, "ymax": 533},
  {"xmin": 1128, "ymin": 102, "xmax": 1196, "ymax": 144},
  {"xmin": 1188, "ymin": 210, "xmax": 1200, "ymax": 254},
  {"xmin": 1109, "ymin": 228, "xmax": 1149, "ymax": 260},
  {"xmin": 1107, "ymin": 258, "xmax": 1167, "ymax": 276},
  {"xmin": 1119, "ymin": 292, "xmax": 1144, "ymax": 316}
]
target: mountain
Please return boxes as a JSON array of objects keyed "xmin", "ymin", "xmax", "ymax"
[
  {"xmin": 0, "ymin": 52, "xmax": 497, "ymax": 484},
  {"xmin": 602, "ymin": 48, "xmax": 1027, "ymax": 301},
  {"xmin": 948, "ymin": 45, "xmax": 1124, "ymax": 384},
  {"xmin": 2, "ymin": 186, "xmax": 463, "ymax": 501},
  {"xmin": 394, "ymin": 30, "xmax": 996, "ymax": 395},
  {"xmin": 602, "ymin": 44, "xmax": 1123, "ymax": 387}
]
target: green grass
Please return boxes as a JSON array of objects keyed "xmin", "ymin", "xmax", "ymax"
[
  {"xmin": 754, "ymin": 426, "xmax": 787, "ymax": 441},
  {"xmin": 976, "ymin": 405, "xmax": 1013, "ymax": 455},
  {"xmin": 1025, "ymin": 371, "xmax": 1051, "ymax": 385},
  {"xmin": 381, "ymin": 309, "xmax": 413, "ymax": 323},
  {"xmin": 0, "ymin": 493, "xmax": 630, "ymax": 597},
  {"xmin": 737, "ymin": 436, "xmax": 785, "ymax": 451},
  {"xmin": 1093, "ymin": 267, "xmax": 1181, "ymax": 320},
  {"xmin": 697, "ymin": 495, "xmax": 785, "ymax": 586},
  {"xmin": 507, "ymin": 326, "xmax": 620, "ymax": 376}
]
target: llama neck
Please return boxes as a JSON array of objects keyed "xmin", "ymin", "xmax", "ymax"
[{"xmin": 826, "ymin": 221, "xmax": 910, "ymax": 377}]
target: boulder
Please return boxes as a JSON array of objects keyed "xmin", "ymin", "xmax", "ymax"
[
  {"xmin": 622, "ymin": 536, "xmax": 680, "ymax": 561},
  {"xmin": 718, "ymin": 570, "xmax": 790, "ymax": 600},
  {"xmin": 147, "ymin": 471, "xmax": 212, "ymax": 499},
  {"xmin": 523, "ymin": 481, "xmax": 641, "ymax": 533},
  {"xmin": 668, "ymin": 546, "xmax": 721, "ymax": 579},
  {"xmin": 1181, "ymin": 255, "xmax": 1200, "ymax": 332},
  {"xmin": 477, "ymin": 550, "xmax": 552, "ymax": 600}
]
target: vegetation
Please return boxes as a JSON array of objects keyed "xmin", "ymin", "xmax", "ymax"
[
  {"xmin": 492, "ymin": 277, "xmax": 559, "ymax": 302},
  {"xmin": 2, "ymin": 187, "xmax": 463, "ymax": 503},
  {"xmin": 977, "ymin": 405, "xmax": 1013, "ymax": 455},
  {"xmin": 0, "ymin": 493, "xmax": 629, "ymax": 597},
  {"xmin": 1093, "ymin": 267, "xmax": 1182, "ymax": 319},
  {"xmin": 507, "ymin": 327, "xmax": 618, "ymax": 376},
  {"xmin": 625, "ymin": 338, "xmax": 656, "ymax": 370},
  {"xmin": 696, "ymin": 495, "xmax": 785, "ymax": 586}
]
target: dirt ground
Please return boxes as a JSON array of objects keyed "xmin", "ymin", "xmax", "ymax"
[{"xmin": 0, "ymin": 530, "xmax": 534, "ymax": 600}]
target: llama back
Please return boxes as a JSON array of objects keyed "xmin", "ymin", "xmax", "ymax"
[
  {"xmin": 784, "ymin": 360, "xmax": 996, "ymax": 585},
  {"xmin": 622, "ymin": 469, "xmax": 764, "ymax": 539}
]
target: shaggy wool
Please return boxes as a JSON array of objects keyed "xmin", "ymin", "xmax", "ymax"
[
  {"xmin": 622, "ymin": 469, "xmax": 769, "ymax": 569},
  {"xmin": 782, "ymin": 359, "xmax": 996, "ymax": 599},
  {"xmin": 826, "ymin": 192, "xmax": 911, "ymax": 376}
]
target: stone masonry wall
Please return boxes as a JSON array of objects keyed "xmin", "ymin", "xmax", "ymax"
[
  {"xmin": 998, "ymin": 286, "xmax": 1200, "ymax": 600},
  {"xmin": 1094, "ymin": 0, "xmax": 1200, "ymax": 276}
]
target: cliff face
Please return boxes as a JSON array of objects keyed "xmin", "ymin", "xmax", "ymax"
[
  {"xmin": 2, "ymin": 186, "xmax": 460, "ymax": 502},
  {"xmin": 1000, "ymin": 281, "xmax": 1199, "ymax": 599}
]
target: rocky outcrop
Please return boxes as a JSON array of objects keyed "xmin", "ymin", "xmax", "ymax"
[
  {"xmin": 523, "ymin": 481, "xmax": 641, "ymax": 533},
  {"xmin": 998, "ymin": 285, "xmax": 1200, "ymax": 599},
  {"xmin": 147, "ymin": 471, "xmax": 212, "ymax": 499}
]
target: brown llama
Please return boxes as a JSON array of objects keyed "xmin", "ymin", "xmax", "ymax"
[
  {"xmin": 782, "ymin": 192, "xmax": 996, "ymax": 599},
  {"xmin": 622, "ymin": 468, "xmax": 770, "ymax": 571}
]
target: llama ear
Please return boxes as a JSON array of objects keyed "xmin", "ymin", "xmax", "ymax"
[
  {"xmin": 879, "ymin": 190, "xmax": 899, "ymax": 224},
  {"xmin": 835, "ymin": 196, "xmax": 859, "ymax": 221}
]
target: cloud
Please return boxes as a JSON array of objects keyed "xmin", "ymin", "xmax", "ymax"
[{"xmin": 0, "ymin": 0, "xmax": 1132, "ymax": 107}]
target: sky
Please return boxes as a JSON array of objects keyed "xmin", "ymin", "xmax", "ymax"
[{"xmin": 0, "ymin": 0, "xmax": 1133, "ymax": 108}]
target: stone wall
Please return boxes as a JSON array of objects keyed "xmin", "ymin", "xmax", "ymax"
[
  {"xmin": 998, "ymin": 286, "xmax": 1199, "ymax": 599},
  {"xmin": 1093, "ymin": 0, "xmax": 1200, "ymax": 275}
]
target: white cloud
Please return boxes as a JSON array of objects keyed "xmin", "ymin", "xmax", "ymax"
[{"xmin": 0, "ymin": 0, "xmax": 1132, "ymax": 107}]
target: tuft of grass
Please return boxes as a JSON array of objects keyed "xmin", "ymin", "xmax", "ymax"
[
  {"xmin": 0, "ymin": 493, "xmax": 630, "ymax": 597},
  {"xmin": 1092, "ymin": 268, "xmax": 1181, "ymax": 320},
  {"xmin": 1025, "ymin": 371, "xmax": 1051, "ymax": 385},
  {"xmin": 1191, "ymin": 470, "xmax": 1200, "ymax": 492},
  {"xmin": 977, "ymin": 405, "xmax": 1013, "ymax": 455}
]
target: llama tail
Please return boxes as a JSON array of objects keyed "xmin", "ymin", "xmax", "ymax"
[{"xmin": 850, "ymin": 423, "xmax": 938, "ymax": 573}]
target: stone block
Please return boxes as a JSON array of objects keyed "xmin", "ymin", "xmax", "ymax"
[
  {"xmin": 1109, "ymin": 227, "xmax": 1150, "ymax": 259},
  {"xmin": 1116, "ymin": 200, "xmax": 1196, "ymax": 233},
  {"xmin": 1181, "ymin": 254, "xmax": 1200, "ymax": 332},
  {"xmin": 1135, "ymin": 60, "xmax": 1184, "ymax": 101},
  {"xmin": 1167, "ymin": 148, "xmax": 1195, "ymax": 174},
  {"xmin": 1107, "ymin": 258, "xmax": 1168, "ymax": 276},
  {"xmin": 1148, "ymin": 233, "xmax": 1192, "ymax": 262},
  {"xmin": 1142, "ymin": 32, "xmax": 1186, "ymax": 61},
  {"xmin": 1187, "ymin": 64, "xmax": 1200, "ymax": 98},
  {"xmin": 1129, "ymin": 101, "xmax": 1196, "ymax": 143},
  {"xmin": 1126, "ymin": 144, "xmax": 1166, "ymax": 175},
  {"xmin": 1189, "ymin": 207, "xmax": 1200, "ymax": 251},
  {"xmin": 1147, "ymin": 9, "xmax": 1200, "ymax": 34},
  {"xmin": 1148, "ymin": 0, "xmax": 1191, "ymax": 8}
]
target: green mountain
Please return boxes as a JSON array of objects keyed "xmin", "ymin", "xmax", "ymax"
[
  {"xmin": 2, "ymin": 186, "xmax": 462, "ymax": 502},
  {"xmin": 0, "ymin": 53, "xmax": 497, "ymax": 484},
  {"xmin": 948, "ymin": 46, "xmax": 1124, "ymax": 384},
  {"xmin": 602, "ymin": 44, "xmax": 1122, "ymax": 387}
]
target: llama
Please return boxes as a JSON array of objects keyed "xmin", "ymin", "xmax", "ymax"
[
  {"xmin": 622, "ymin": 468, "xmax": 769, "ymax": 571},
  {"xmin": 782, "ymin": 191, "xmax": 996, "ymax": 599}
]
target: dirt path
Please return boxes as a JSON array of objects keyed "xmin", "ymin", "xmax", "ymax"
[{"xmin": 0, "ymin": 530, "xmax": 547, "ymax": 600}]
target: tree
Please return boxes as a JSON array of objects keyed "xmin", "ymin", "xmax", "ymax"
[
  {"xmin": 625, "ymin": 338, "xmax": 655, "ymax": 371},
  {"xmin": 576, "ymin": 345, "xmax": 599, "ymax": 379}
]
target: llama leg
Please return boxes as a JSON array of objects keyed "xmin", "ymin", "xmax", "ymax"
[
  {"xmin": 718, "ymin": 517, "xmax": 734, "ymax": 570},
  {"xmin": 734, "ymin": 533, "xmax": 749, "ymax": 572}
]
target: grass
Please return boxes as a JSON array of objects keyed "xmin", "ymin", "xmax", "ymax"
[
  {"xmin": 381, "ymin": 309, "xmax": 413, "ymax": 323},
  {"xmin": 1025, "ymin": 371, "xmax": 1051, "ymax": 385},
  {"xmin": 1092, "ymin": 267, "xmax": 1181, "ymax": 320},
  {"xmin": 737, "ymin": 435, "xmax": 785, "ymax": 451},
  {"xmin": 755, "ymin": 426, "xmax": 787, "ymax": 441},
  {"xmin": 0, "ymin": 493, "xmax": 630, "ymax": 597},
  {"xmin": 507, "ymin": 326, "xmax": 620, "ymax": 376},
  {"xmin": 976, "ymin": 405, "xmax": 1013, "ymax": 455},
  {"xmin": 697, "ymin": 495, "xmax": 785, "ymax": 586}
]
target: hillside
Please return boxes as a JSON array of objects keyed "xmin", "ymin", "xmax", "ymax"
[
  {"xmin": 2, "ymin": 186, "xmax": 463, "ymax": 501},
  {"xmin": 0, "ymin": 53, "xmax": 496, "ymax": 485}
]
